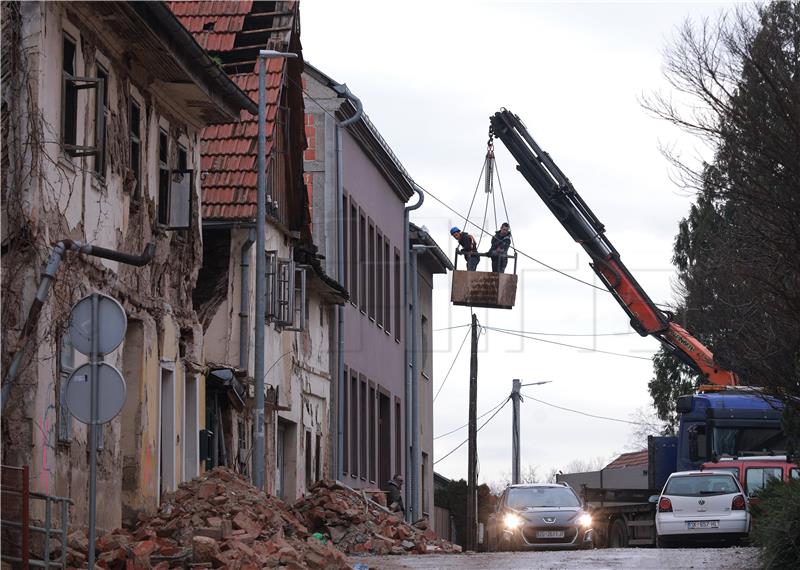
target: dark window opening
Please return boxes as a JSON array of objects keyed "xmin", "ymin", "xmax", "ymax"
[
  {"xmin": 305, "ymin": 430, "xmax": 313, "ymax": 489},
  {"xmin": 394, "ymin": 250, "xmax": 401, "ymax": 342},
  {"xmin": 350, "ymin": 202, "xmax": 358, "ymax": 305},
  {"xmin": 62, "ymin": 35, "xmax": 77, "ymax": 148},
  {"xmin": 384, "ymin": 241, "xmax": 391, "ymax": 333},
  {"xmin": 343, "ymin": 194, "xmax": 349, "ymax": 291},
  {"xmin": 315, "ymin": 434, "xmax": 321, "ymax": 482},
  {"xmin": 395, "ymin": 399, "xmax": 402, "ymax": 478},
  {"xmin": 158, "ymin": 129, "xmax": 169, "ymax": 225},
  {"xmin": 350, "ymin": 373, "xmax": 358, "ymax": 477},
  {"xmin": 129, "ymin": 100, "xmax": 141, "ymax": 200},
  {"xmin": 342, "ymin": 367, "xmax": 349, "ymax": 476},
  {"xmin": 368, "ymin": 223, "xmax": 375, "ymax": 320},
  {"xmin": 360, "ymin": 377, "xmax": 367, "ymax": 480},
  {"xmin": 359, "ymin": 212, "xmax": 366, "ymax": 312},
  {"xmin": 369, "ymin": 384, "xmax": 376, "ymax": 482},
  {"xmin": 93, "ymin": 64, "xmax": 108, "ymax": 177},
  {"xmin": 376, "ymin": 234, "xmax": 384, "ymax": 328}
]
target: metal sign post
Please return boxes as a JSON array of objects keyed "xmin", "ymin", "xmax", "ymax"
[{"xmin": 66, "ymin": 292, "xmax": 127, "ymax": 569}]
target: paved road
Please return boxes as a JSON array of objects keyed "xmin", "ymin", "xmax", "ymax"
[{"xmin": 349, "ymin": 546, "xmax": 760, "ymax": 569}]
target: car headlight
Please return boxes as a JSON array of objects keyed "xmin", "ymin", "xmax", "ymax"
[
  {"xmin": 504, "ymin": 513, "xmax": 523, "ymax": 529},
  {"xmin": 578, "ymin": 513, "xmax": 592, "ymax": 527}
]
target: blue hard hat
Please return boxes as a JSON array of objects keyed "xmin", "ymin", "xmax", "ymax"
[{"xmin": 450, "ymin": 226, "xmax": 460, "ymax": 235}]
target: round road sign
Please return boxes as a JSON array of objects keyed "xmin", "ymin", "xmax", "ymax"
[
  {"xmin": 68, "ymin": 293, "xmax": 127, "ymax": 356},
  {"xmin": 65, "ymin": 363, "xmax": 127, "ymax": 424}
]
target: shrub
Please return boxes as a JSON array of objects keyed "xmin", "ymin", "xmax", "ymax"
[{"xmin": 750, "ymin": 478, "xmax": 800, "ymax": 569}]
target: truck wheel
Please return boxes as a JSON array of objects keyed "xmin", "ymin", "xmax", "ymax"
[{"xmin": 608, "ymin": 519, "xmax": 628, "ymax": 548}]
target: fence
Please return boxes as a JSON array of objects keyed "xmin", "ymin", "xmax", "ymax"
[{"xmin": 1, "ymin": 465, "xmax": 72, "ymax": 569}]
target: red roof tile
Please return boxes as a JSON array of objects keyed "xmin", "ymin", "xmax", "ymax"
[
  {"xmin": 604, "ymin": 450, "xmax": 649, "ymax": 470},
  {"xmin": 168, "ymin": 1, "xmax": 290, "ymax": 221}
]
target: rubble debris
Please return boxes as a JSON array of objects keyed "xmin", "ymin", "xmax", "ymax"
[
  {"xmin": 60, "ymin": 468, "xmax": 349, "ymax": 569},
  {"xmin": 58, "ymin": 469, "xmax": 459, "ymax": 569},
  {"xmin": 293, "ymin": 480, "xmax": 462, "ymax": 556}
]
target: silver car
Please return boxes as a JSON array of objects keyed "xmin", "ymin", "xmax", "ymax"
[
  {"xmin": 488, "ymin": 483, "xmax": 593, "ymax": 551},
  {"xmin": 655, "ymin": 471, "xmax": 751, "ymax": 547}
]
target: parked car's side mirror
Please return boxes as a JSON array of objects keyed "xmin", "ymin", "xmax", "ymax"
[{"xmin": 648, "ymin": 495, "xmax": 660, "ymax": 504}]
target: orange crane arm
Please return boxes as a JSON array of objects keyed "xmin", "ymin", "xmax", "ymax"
[{"xmin": 490, "ymin": 109, "xmax": 738, "ymax": 386}]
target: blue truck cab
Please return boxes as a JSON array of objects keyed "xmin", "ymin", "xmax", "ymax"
[{"xmin": 674, "ymin": 388, "xmax": 785, "ymax": 473}]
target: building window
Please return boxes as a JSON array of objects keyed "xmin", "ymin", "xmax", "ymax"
[
  {"xmin": 359, "ymin": 212, "xmax": 366, "ymax": 313},
  {"xmin": 61, "ymin": 34, "xmax": 104, "ymax": 158},
  {"xmin": 350, "ymin": 372, "xmax": 358, "ymax": 477},
  {"xmin": 343, "ymin": 194, "xmax": 349, "ymax": 291},
  {"xmin": 129, "ymin": 99, "xmax": 141, "ymax": 200},
  {"xmin": 62, "ymin": 35, "xmax": 78, "ymax": 149},
  {"xmin": 421, "ymin": 315, "xmax": 429, "ymax": 376},
  {"xmin": 157, "ymin": 129, "xmax": 169, "ymax": 225},
  {"xmin": 350, "ymin": 202, "xmax": 358, "ymax": 305},
  {"xmin": 343, "ymin": 366, "xmax": 349, "ymax": 476},
  {"xmin": 394, "ymin": 249, "xmax": 402, "ymax": 342},
  {"xmin": 155, "ymin": 134, "xmax": 192, "ymax": 230},
  {"xmin": 57, "ymin": 332, "xmax": 74, "ymax": 443},
  {"xmin": 376, "ymin": 233, "xmax": 384, "ymax": 328},
  {"xmin": 369, "ymin": 384, "xmax": 376, "ymax": 482},
  {"xmin": 368, "ymin": 223, "xmax": 376, "ymax": 321},
  {"xmin": 360, "ymin": 377, "xmax": 367, "ymax": 480},
  {"xmin": 305, "ymin": 430, "xmax": 313, "ymax": 489},
  {"xmin": 384, "ymin": 240, "xmax": 391, "ymax": 334},
  {"xmin": 315, "ymin": 433, "xmax": 321, "ymax": 482},
  {"xmin": 93, "ymin": 63, "xmax": 108, "ymax": 177},
  {"xmin": 395, "ymin": 399, "xmax": 402, "ymax": 477}
]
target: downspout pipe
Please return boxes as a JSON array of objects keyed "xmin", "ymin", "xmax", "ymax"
[
  {"xmin": 404, "ymin": 185, "xmax": 424, "ymax": 521},
  {"xmin": 239, "ymin": 230, "xmax": 256, "ymax": 370},
  {"xmin": 2, "ymin": 240, "xmax": 155, "ymax": 410},
  {"xmin": 333, "ymin": 82, "xmax": 363, "ymax": 480}
]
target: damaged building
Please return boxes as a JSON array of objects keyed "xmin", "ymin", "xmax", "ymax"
[
  {"xmin": 0, "ymin": 0, "xmax": 255, "ymax": 531},
  {"xmin": 169, "ymin": 0, "xmax": 347, "ymax": 501}
]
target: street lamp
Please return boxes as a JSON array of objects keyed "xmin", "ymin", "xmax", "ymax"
[
  {"xmin": 254, "ymin": 48, "xmax": 297, "ymax": 490},
  {"xmin": 511, "ymin": 379, "xmax": 553, "ymax": 484}
]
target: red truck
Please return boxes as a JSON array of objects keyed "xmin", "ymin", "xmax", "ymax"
[{"xmin": 700, "ymin": 456, "xmax": 798, "ymax": 506}]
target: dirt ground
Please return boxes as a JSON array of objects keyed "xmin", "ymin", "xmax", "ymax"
[{"xmin": 348, "ymin": 546, "xmax": 761, "ymax": 569}]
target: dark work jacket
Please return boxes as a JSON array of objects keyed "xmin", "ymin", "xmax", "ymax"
[
  {"xmin": 457, "ymin": 232, "xmax": 477, "ymax": 253},
  {"xmin": 387, "ymin": 480, "xmax": 405, "ymax": 513},
  {"xmin": 489, "ymin": 231, "xmax": 512, "ymax": 255}
]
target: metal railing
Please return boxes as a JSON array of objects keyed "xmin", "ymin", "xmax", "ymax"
[{"xmin": 1, "ymin": 465, "xmax": 73, "ymax": 569}]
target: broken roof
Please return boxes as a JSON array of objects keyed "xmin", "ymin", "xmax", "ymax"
[{"xmin": 168, "ymin": 1, "xmax": 298, "ymax": 221}]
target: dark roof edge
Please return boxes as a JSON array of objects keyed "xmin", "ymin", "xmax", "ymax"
[
  {"xmin": 132, "ymin": 1, "xmax": 258, "ymax": 120},
  {"xmin": 410, "ymin": 222, "xmax": 454, "ymax": 272},
  {"xmin": 294, "ymin": 243, "xmax": 349, "ymax": 304},
  {"xmin": 304, "ymin": 62, "xmax": 416, "ymax": 202}
]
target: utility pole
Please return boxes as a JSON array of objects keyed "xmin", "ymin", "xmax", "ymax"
[
  {"xmin": 466, "ymin": 313, "xmax": 478, "ymax": 551},
  {"xmin": 511, "ymin": 378, "xmax": 521, "ymax": 484}
]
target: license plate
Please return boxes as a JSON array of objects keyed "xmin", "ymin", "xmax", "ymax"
[
  {"xmin": 536, "ymin": 530, "xmax": 565, "ymax": 538},
  {"xmin": 687, "ymin": 520, "xmax": 719, "ymax": 529}
]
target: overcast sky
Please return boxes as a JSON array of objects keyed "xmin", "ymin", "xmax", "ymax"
[{"xmin": 300, "ymin": 1, "xmax": 732, "ymax": 485}]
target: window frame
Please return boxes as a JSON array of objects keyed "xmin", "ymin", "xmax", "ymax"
[
  {"xmin": 61, "ymin": 33, "xmax": 105, "ymax": 158},
  {"xmin": 129, "ymin": 97, "xmax": 142, "ymax": 201},
  {"xmin": 92, "ymin": 62, "xmax": 109, "ymax": 178}
]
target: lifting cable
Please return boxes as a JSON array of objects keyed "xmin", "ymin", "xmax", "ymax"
[{"xmin": 463, "ymin": 133, "xmax": 514, "ymax": 252}]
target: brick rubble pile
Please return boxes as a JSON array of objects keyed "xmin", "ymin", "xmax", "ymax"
[
  {"xmin": 62, "ymin": 468, "xmax": 349, "ymax": 569},
  {"xmin": 293, "ymin": 479, "xmax": 462, "ymax": 556}
]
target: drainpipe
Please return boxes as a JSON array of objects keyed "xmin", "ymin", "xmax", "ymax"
[
  {"xmin": 333, "ymin": 82, "xmax": 363, "ymax": 480},
  {"xmin": 2, "ymin": 240, "xmax": 155, "ymax": 410},
  {"xmin": 404, "ymin": 185, "xmax": 424, "ymax": 521},
  {"xmin": 239, "ymin": 230, "xmax": 256, "ymax": 370}
]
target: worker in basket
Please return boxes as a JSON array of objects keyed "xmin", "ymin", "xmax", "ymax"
[
  {"xmin": 450, "ymin": 226, "xmax": 479, "ymax": 271},
  {"xmin": 488, "ymin": 222, "xmax": 512, "ymax": 273}
]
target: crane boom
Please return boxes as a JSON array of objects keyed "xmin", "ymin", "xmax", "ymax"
[{"xmin": 490, "ymin": 109, "xmax": 737, "ymax": 386}]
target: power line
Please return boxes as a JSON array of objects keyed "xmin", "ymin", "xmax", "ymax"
[
  {"xmin": 434, "ymin": 396, "xmax": 510, "ymax": 440},
  {"xmin": 433, "ymin": 326, "xmax": 472, "ymax": 402},
  {"xmin": 520, "ymin": 392, "xmax": 646, "ymax": 426},
  {"xmin": 483, "ymin": 326, "xmax": 652, "ymax": 361},
  {"xmin": 483, "ymin": 325, "xmax": 636, "ymax": 338},
  {"xmin": 418, "ymin": 183, "xmax": 608, "ymax": 292},
  {"xmin": 432, "ymin": 324, "xmax": 472, "ymax": 332},
  {"xmin": 434, "ymin": 397, "xmax": 510, "ymax": 465}
]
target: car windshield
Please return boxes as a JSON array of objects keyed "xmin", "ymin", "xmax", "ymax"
[
  {"xmin": 664, "ymin": 474, "xmax": 739, "ymax": 497},
  {"xmin": 711, "ymin": 426, "xmax": 787, "ymax": 456},
  {"xmin": 506, "ymin": 487, "xmax": 580, "ymax": 509}
]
